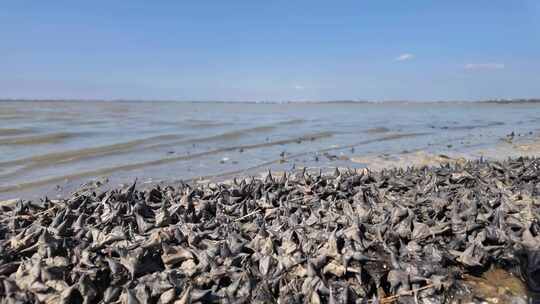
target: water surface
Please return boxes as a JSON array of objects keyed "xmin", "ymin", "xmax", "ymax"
[{"xmin": 1, "ymin": 100, "xmax": 539, "ymax": 199}]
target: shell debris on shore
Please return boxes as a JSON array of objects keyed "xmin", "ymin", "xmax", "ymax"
[{"xmin": 1, "ymin": 157, "xmax": 540, "ymax": 303}]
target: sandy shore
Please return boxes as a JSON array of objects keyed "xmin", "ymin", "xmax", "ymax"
[{"xmin": 349, "ymin": 135, "xmax": 540, "ymax": 171}]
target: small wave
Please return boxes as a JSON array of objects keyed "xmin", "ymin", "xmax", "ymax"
[
  {"xmin": 182, "ymin": 119, "xmax": 234, "ymax": 128},
  {"xmin": 187, "ymin": 118, "xmax": 304, "ymax": 132},
  {"xmin": 365, "ymin": 127, "xmax": 391, "ymax": 134},
  {"xmin": 281, "ymin": 119, "xmax": 306, "ymax": 125},
  {"xmin": 0, "ymin": 114, "xmax": 28, "ymax": 121},
  {"xmin": 189, "ymin": 122, "xmax": 233, "ymax": 128},
  {"xmin": 206, "ymin": 125, "xmax": 277, "ymax": 141},
  {"xmin": 77, "ymin": 120, "xmax": 106, "ymax": 126},
  {"xmin": 0, "ymin": 132, "xmax": 335, "ymax": 193},
  {"xmin": 0, "ymin": 131, "xmax": 430, "ymax": 195},
  {"xmin": 0, "ymin": 133, "xmax": 185, "ymax": 169},
  {"xmin": 0, "ymin": 128, "xmax": 33, "ymax": 137},
  {"xmin": 0, "ymin": 132, "xmax": 76, "ymax": 145},
  {"xmin": 430, "ymin": 121, "xmax": 505, "ymax": 131},
  {"xmin": 0, "ymin": 125, "xmax": 278, "ymax": 174},
  {"xmin": 0, "ymin": 131, "xmax": 432, "ymax": 195},
  {"xmin": 145, "ymin": 125, "xmax": 280, "ymax": 149}
]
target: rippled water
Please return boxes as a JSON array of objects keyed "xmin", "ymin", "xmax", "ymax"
[{"xmin": 1, "ymin": 100, "xmax": 540, "ymax": 199}]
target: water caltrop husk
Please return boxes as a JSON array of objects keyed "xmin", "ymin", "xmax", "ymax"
[{"xmin": 0, "ymin": 157, "xmax": 539, "ymax": 303}]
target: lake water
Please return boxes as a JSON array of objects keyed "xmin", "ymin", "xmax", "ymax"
[{"xmin": 1, "ymin": 100, "xmax": 540, "ymax": 199}]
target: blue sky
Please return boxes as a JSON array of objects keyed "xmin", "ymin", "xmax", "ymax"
[{"xmin": 1, "ymin": 1, "xmax": 539, "ymax": 101}]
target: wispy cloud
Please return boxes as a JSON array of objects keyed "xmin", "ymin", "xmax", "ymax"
[
  {"xmin": 293, "ymin": 85, "xmax": 305, "ymax": 90},
  {"xmin": 395, "ymin": 53, "xmax": 414, "ymax": 61},
  {"xmin": 464, "ymin": 63, "xmax": 505, "ymax": 70}
]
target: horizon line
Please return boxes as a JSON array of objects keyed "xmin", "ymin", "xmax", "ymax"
[{"xmin": 1, "ymin": 98, "xmax": 540, "ymax": 104}]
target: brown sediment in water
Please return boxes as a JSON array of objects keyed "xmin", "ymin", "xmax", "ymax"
[
  {"xmin": 365, "ymin": 126, "xmax": 391, "ymax": 134},
  {"xmin": 0, "ymin": 132, "xmax": 77, "ymax": 145},
  {"xmin": 0, "ymin": 128, "xmax": 33, "ymax": 136},
  {"xmin": 0, "ymin": 123, "xmax": 308, "ymax": 177},
  {"xmin": 0, "ymin": 131, "xmax": 334, "ymax": 193},
  {"xmin": 0, "ymin": 132, "xmax": 428, "ymax": 195},
  {"xmin": 0, "ymin": 134, "xmax": 185, "ymax": 170},
  {"xmin": 0, "ymin": 157, "xmax": 537, "ymax": 303}
]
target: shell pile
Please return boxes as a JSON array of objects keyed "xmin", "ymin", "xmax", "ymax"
[{"xmin": 1, "ymin": 157, "xmax": 540, "ymax": 303}]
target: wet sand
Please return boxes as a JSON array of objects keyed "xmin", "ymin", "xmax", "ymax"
[{"xmin": 349, "ymin": 135, "xmax": 540, "ymax": 171}]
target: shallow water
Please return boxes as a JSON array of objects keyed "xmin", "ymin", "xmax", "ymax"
[{"xmin": 1, "ymin": 100, "xmax": 540, "ymax": 199}]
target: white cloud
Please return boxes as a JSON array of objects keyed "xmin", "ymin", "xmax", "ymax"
[
  {"xmin": 395, "ymin": 53, "xmax": 414, "ymax": 61},
  {"xmin": 293, "ymin": 85, "xmax": 305, "ymax": 90},
  {"xmin": 464, "ymin": 63, "xmax": 505, "ymax": 70}
]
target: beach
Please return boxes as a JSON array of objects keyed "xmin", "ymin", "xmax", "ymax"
[{"xmin": 3, "ymin": 0, "xmax": 540, "ymax": 302}]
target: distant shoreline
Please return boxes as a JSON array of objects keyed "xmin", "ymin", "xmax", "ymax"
[{"xmin": 1, "ymin": 98, "xmax": 540, "ymax": 104}]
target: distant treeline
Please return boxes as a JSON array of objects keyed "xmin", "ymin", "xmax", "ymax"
[
  {"xmin": 1, "ymin": 98, "xmax": 540, "ymax": 104},
  {"xmin": 478, "ymin": 99, "xmax": 540, "ymax": 104}
]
